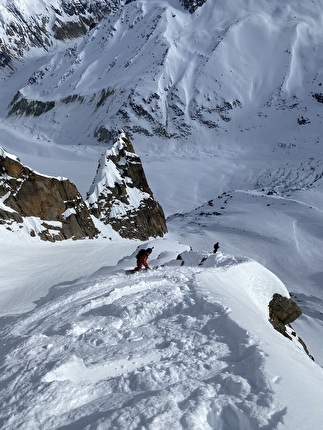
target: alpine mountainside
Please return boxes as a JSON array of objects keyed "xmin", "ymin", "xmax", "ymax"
[
  {"xmin": 0, "ymin": 0, "xmax": 206, "ymax": 67},
  {"xmin": 1, "ymin": 2, "xmax": 323, "ymax": 428},
  {"xmin": 3, "ymin": 0, "xmax": 323, "ymax": 166},
  {"xmin": 0, "ymin": 131, "xmax": 166, "ymax": 241},
  {"xmin": 0, "ymin": 0, "xmax": 121, "ymax": 66}
]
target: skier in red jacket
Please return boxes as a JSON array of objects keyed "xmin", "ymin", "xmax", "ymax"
[{"xmin": 134, "ymin": 248, "xmax": 153, "ymax": 272}]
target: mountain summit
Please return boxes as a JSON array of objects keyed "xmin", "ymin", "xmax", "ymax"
[{"xmin": 87, "ymin": 131, "xmax": 167, "ymax": 240}]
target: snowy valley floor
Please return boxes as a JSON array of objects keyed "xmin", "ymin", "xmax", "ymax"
[{"xmin": 1, "ymin": 238, "xmax": 323, "ymax": 430}]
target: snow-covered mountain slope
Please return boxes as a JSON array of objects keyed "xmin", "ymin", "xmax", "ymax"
[
  {"xmin": 1, "ymin": 240, "xmax": 322, "ymax": 430},
  {"xmin": 5, "ymin": 0, "xmax": 323, "ymax": 152},
  {"xmin": 3, "ymin": 0, "xmax": 323, "ymax": 210},
  {"xmin": 167, "ymin": 187, "xmax": 323, "ymax": 363},
  {"xmin": 0, "ymin": 0, "xmax": 120, "ymax": 61},
  {"xmin": 1, "ymin": 0, "xmax": 323, "ymax": 428}
]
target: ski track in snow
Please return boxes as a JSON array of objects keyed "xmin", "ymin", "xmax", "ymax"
[{"xmin": 0, "ymin": 265, "xmax": 284, "ymax": 430}]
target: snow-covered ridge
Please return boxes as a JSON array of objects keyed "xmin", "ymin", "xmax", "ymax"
[
  {"xmin": 0, "ymin": 240, "xmax": 321, "ymax": 429},
  {"xmin": 1, "ymin": 1, "xmax": 323, "ymax": 427},
  {"xmin": 0, "ymin": 0, "xmax": 205, "ymax": 66},
  {"xmin": 0, "ymin": 145, "xmax": 18, "ymax": 161}
]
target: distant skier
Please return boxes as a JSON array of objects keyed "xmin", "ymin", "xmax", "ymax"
[
  {"xmin": 134, "ymin": 247, "xmax": 153, "ymax": 272},
  {"xmin": 213, "ymin": 242, "xmax": 220, "ymax": 254}
]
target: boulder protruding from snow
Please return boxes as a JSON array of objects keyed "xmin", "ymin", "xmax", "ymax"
[
  {"xmin": 268, "ymin": 293, "xmax": 313, "ymax": 360},
  {"xmin": 269, "ymin": 293, "xmax": 302, "ymax": 328},
  {"xmin": 86, "ymin": 132, "xmax": 167, "ymax": 240},
  {"xmin": 0, "ymin": 147, "xmax": 98, "ymax": 241}
]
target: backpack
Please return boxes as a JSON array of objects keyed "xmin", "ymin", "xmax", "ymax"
[{"xmin": 136, "ymin": 249, "xmax": 146, "ymax": 260}]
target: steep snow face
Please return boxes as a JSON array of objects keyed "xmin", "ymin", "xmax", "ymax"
[
  {"xmin": 2, "ymin": 2, "xmax": 323, "ymax": 426},
  {"xmin": 87, "ymin": 144, "xmax": 151, "ymax": 216},
  {"xmin": 0, "ymin": 0, "xmax": 121, "ymax": 60},
  {"xmin": 5, "ymin": 0, "xmax": 323, "ymax": 157},
  {"xmin": 166, "ymin": 187, "xmax": 323, "ymax": 363}
]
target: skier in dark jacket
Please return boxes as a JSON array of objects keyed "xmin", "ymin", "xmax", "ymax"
[
  {"xmin": 134, "ymin": 248, "xmax": 153, "ymax": 272},
  {"xmin": 213, "ymin": 242, "xmax": 220, "ymax": 254}
]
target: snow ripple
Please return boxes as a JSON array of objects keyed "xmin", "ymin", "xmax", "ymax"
[{"xmin": 0, "ymin": 266, "xmax": 284, "ymax": 429}]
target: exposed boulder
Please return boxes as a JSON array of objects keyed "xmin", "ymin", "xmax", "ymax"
[
  {"xmin": 0, "ymin": 147, "xmax": 98, "ymax": 241},
  {"xmin": 269, "ymin": 293, "xmax": 302, "ymax": 327},
  {"xmin": 268, "ymin": 293, "xmax": 313, "ymax": 360},
  {"xmin": 87, "ymin": 131, "xmax": 167, "ymax": 240}
]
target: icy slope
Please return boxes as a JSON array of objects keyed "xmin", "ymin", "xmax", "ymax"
[{"xmin": 1, "ymin": 240, "xmax": 321, "ymax": 430}]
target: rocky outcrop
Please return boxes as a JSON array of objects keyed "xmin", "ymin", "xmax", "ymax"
[
  {"xmin": 269, "ymin": 293, "xmax": 313, "ymax": 360},
  {"xmin": 87, "ymin": 131, "xmax": 167, "ymax": 240},
  {"xmin": 0, "ymin": 133, "xmax": 168, "ymax": 242},
  {"xmin": 0, "ymin": 147, "xmax": 98, "ymax": 241},
  {"xmin": 8, "ymin": 91, "xmax": 56, "ymax": 117},
  {"xmin": 269, "ymin": 293, "xmax": 302, "ymax": 330},
  {"xmin": 180, "ymin": 0, "xmax": 208, "ymax": 13}
]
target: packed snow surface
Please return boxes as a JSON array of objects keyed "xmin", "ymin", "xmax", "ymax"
[
  {"xmin": 1, "ymin": 0, "xmax": 323, "ymax": 429},
  {"xmin": 1, "ymin": 238, "xmax": 323, "ymax": 430}
]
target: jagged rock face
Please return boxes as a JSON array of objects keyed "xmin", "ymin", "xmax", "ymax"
[
  {"xmin": 0, "ymin": 0, "xmax": 120, "ymax": 63},
  {"xmin": 180, "ymin": 0, "xmax": 208, "ymax": 13},
  {"xmin": 0, "ymin": 147, "xmax": 98, "ymax": 241},
  {"xmin": 8, "ymin": 91, "xmax": 56, "ymax": 117},
  {"xmin": 87, "ymin": 132, "xmax": 167, "ymax": 240}
]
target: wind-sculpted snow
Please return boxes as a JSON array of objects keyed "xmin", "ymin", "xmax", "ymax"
[{"xmin": 0, "ymin": 254, "xmax": 290, "ymax": 430}]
